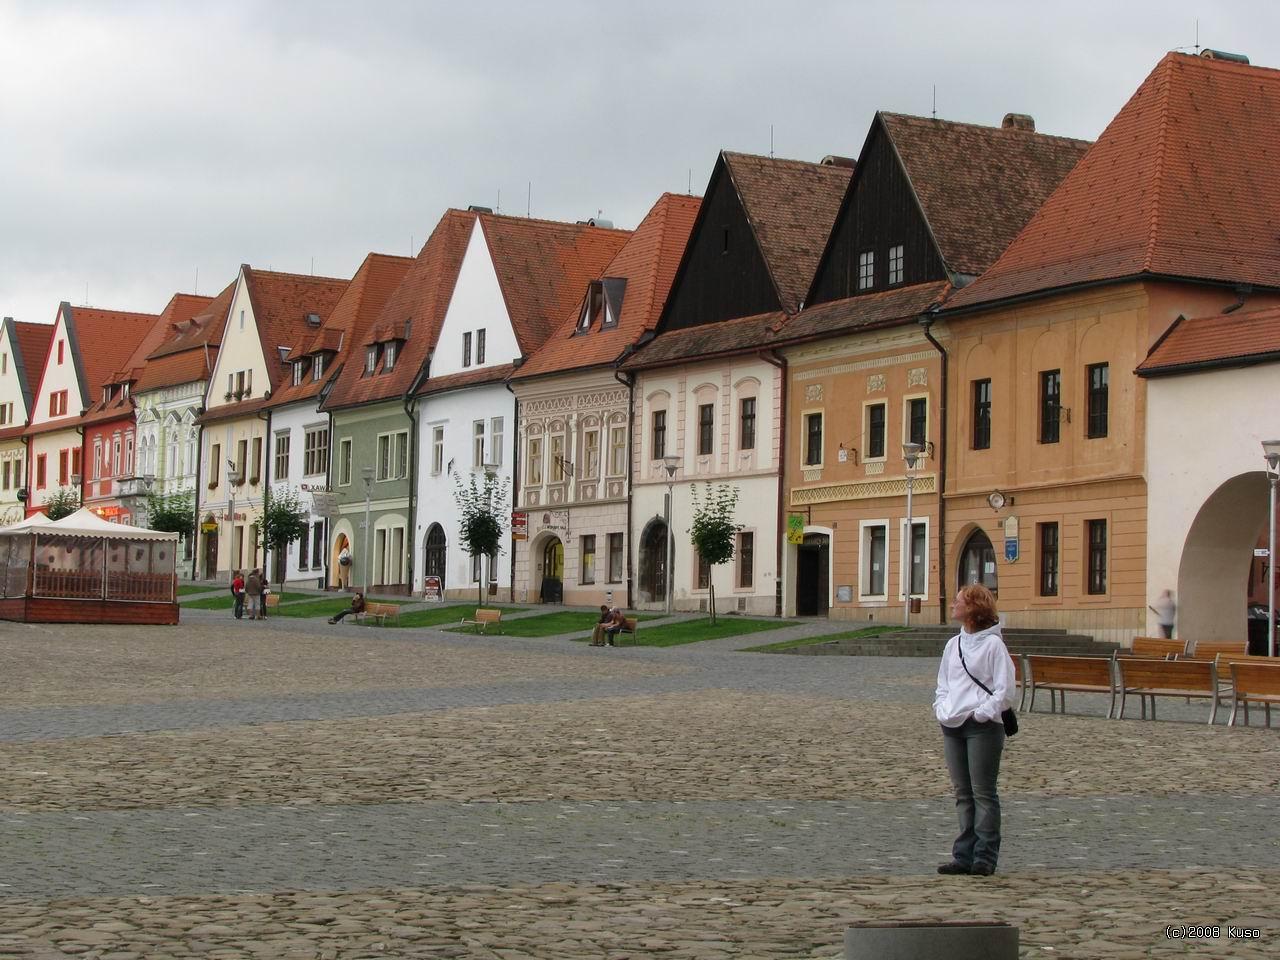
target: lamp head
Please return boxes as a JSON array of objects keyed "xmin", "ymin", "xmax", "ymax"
[
  {"xmin": 1264, "ymin": 440, "xmax": 1280, "ymax": 471},
  {"xmin": 902, "ymin": 441, "xmax": 923, "ymax": 469},
  {"xmin": 661, "ymin": 455, "xmax": 679, "ymax": 478}
]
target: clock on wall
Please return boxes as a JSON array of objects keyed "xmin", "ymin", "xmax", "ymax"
[{"xmin": 987, "ymin": 491, "xmax": 1006, "ymax": 511}]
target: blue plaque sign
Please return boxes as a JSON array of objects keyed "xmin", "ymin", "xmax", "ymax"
[{"xmin": 1004, "ymin": 538, "xmax": 1019, "ymax": 563}]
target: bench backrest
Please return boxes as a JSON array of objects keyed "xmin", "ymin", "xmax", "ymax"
[
  {"xmin": 1214, "ymin": 652, "xmax": 1274, "ymax": 668},
  {"xmin": 1026, "ymin": 655, "xmax": 1113, "ymax": 686},
  {"xmin": 366, "ymin": 602, "xmax": 397, "ymax": 615},
  {"xmin": 1131, "ymin": 636, "xmax": 1189, "ymax": 657},
  {"xmin": 1117, "ymin": 657, "xmax": 1216, "ymax": 692},
  {"xmin": 1230, "ymin": 661, "xmax": 1280, "ymax": 696},
  {"xmin": 264, "ymin": 594, "xmax": 280, "ymax": 608},
  {"xmin": 1187, "ymin": 640, "xmax": 1247, "ymax": 658},
  {"xmin": 623, "ymin": 617, "xmax": 638, "ymax": 631},
  {"xmin": 475, "ymin": 608, "xmax": 502, "ymax": 623}
]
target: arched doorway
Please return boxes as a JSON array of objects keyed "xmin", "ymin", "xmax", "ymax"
[
  {"xmin": 330, "ymin": 531, "xmax": 352, "ymax": 589},
  {"xmin": 957, "ymin": 529, "xmax": 998, "ymax": 594},
  {"xmin": 202, "ymin": 514, "xmax": 218, "ymax": 579},
  {"xmin": 539, "ymin": 535, "xmax": 564, "ymax": 603},
  {"xmin": 797, "ymin": 532, "xmax": 830, "ymax": 616},
  {"xmin": 422, "ymin": 524, "xmax": 446, "ymax": 591},
  {"xmin": 1178, "ymin": 471, "xmax": 1270, "ymax": 642},
  {"xmin": 638, "ymin": 517, "xmax": 668, "ymax": 605}
]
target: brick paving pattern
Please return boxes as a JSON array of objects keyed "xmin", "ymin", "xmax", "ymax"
[{"xmin": 2, "ymin": 615, "xmax": 1278, "ymax": 958}]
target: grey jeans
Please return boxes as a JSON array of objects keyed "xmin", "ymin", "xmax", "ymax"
[{"xmin": 941, "ymin": 717, "xmax": 1005, "ymax": 868}]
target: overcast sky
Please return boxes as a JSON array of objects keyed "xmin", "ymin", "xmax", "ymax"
[{"xmin": 1, "ymin": 0, "xmax": 1275, "ymax": 325}]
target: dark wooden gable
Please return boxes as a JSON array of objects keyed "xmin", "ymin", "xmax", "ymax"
[
  {"xmin": 658, "ymin": 155, "xmax": 780, "ymax": 333},
  {"xmin": 808, "ymin": 117, "xmax": 946, "ymax": 306}
]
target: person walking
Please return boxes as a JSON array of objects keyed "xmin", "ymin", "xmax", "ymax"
[
  {"xmin": 231, "ymin": 570, "xmax": 245, "ymax": 620},
  {"xmin": 933, "ymin": 583, "xmax": 1016, "ymax": 877},
  {"xmin": 1149, "ymin": 589, "xmax": 1176, "ymax": 639},
  {"xmin": 245, "ymin": 568, "xmax": 263, "ymax": 621},
  {"xmin": 328, "ymin": 591, "xmax": 366, "ymax": 624}
]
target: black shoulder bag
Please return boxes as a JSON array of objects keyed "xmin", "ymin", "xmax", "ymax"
[{"xmin": 957, "ymin": 642, "xmax": 1019, "ymax": 737}]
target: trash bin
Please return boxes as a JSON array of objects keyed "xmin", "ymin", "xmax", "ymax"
[{"xmin": 1246, "ymin": 607, "xmax": 1272, "ymax": 656}]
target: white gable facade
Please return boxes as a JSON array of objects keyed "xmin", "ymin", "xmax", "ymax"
[
  {"xmin": 268, "ymin": 395, "xmax": 331, "ymax": 588},
  {"xmin": 413, "ymin": 220, "xmax": 518, "ymax": 598},
  {"xmin": 0, "ymin": 321, "xmax": 37, "ymax": 525},
  {"xmin": 27, "ymin": 306, "xmax": 84, "ymax": 515}
]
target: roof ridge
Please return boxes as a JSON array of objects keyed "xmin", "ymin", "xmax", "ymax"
[
  {"xmin": 1143, "ymin": 57, "xmax": 1176, "ymax": 272},
  {"xmin": 247, "ymin": 267, "xmax": 351, "ymax": 284},
  {"xmin": 474, "ymin": 210, "xmax": 633, "ymax": 234},
  {"xmin": 879, "ymin": 110, "xmax": 1092, "ymax": 146}
]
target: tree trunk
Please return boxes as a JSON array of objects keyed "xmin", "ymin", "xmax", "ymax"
[
  {"xmin": 709, "ymin": 581, "xmax": 716, "ymax": 625},
  {"xmin": 476, "ymin": 555, "xmax": 483, "ymax": 609}
]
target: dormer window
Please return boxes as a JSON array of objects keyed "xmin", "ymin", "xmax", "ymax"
[
  {"xmin": 122, "ymin": 382, "xmax": 129, "ymax": 399},
  {"xmin": 476, "ymin": 329, "xmax": 486, "ymax": 365},
  {"xmin": 102, "ymin": 385, "xmax": 113, "ymax": 404},
  {"xmin": 858, "ymin": 250, "xmax": 875, "ymax": 291},
  {"xmin": 312, "ymin": 354, "xmax": 325, "ymax": 381},
  {"xmin": 292, "ymin": 362, "xmax": 304, "ymax": 387},
  {"xmin": 366, "ymin": 346, "xmax": 378, "ymax": 375},
  {"xmin": 579, "ymin": 282, "xmax": 604, "ymax": 332},
  {"xmin": 384, "ymin": 341, "xmax": 397, "ymax": 371}
]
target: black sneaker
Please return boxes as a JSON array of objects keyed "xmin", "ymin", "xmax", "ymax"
[
  {"xmin": 936, "ymin": 861, "xmax": 970, "ymax": 875},
  {"xmin": 970, "ymin": 863, "xmax": 996, "ymax": 876}
]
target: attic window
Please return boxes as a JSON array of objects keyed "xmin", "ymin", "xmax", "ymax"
[
  {"xmin": 306, "ymin": 313, "xmax": 321, "ymax": 327},
  {"xmin": 312, "ymin": 354, "xmax": 325, "ymax": 381},
  {"xmin": 858, "ymin": 250, "xmax": 875, "ymax": 291},
  {"xmin": 384, "ymin": 341, "xmax": 397, "ymax": 372},
  {"xmin": 366, "ymin": 346, "xmax": 378, "ymax": 375},
  {"xmin": 722, "ymin": 227, "xmax": 729, "ymax": 255},
  {"xmin": 579, "ymin": 282, "xmax": 604, "ymax": 332},
  {"xmin": 103, "ymin": 385, "xmax": 113, "ymax": 404},
  {"xmin": 292, "ymin": 362, "xmax": 304, "ymax": 387},
  {"xmin": 277, "ymin": 346, "xmax": 290, "ymax": 363},
  {"xmin": 888, "ymin": 245, "xmax": 904, "ymax": 286}
]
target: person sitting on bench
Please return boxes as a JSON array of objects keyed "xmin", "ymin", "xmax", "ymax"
[
  {"xmin": 329, "ymin": 592, "xmax": 366, "ymax": 624},
  {"xmin": 591, "ymin": 606, "xmax": 625, "ymax": 646}
]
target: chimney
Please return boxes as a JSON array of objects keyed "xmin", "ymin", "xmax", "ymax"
[
  {"xmin": 820, "ymin": 155, "xmax": 856, "ymax": 168},
  {"xmin": 1002, "ymin": 113, "xmax": 1036, "ymax": 132},
  {"xmin": 1200, "ymin": 49, "xmax": 1250, "ymax": 64}
]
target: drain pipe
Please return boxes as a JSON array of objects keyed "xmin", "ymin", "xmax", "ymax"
[
  {"xmin": 613, "ymin": 365, "xmax": 635, "ymax": 610},
  {"xmin": 920, "ymin": 308, "xmax": 947, "ymax": 625},
  {"xmin": 760, "ymin": 349, "xmax": 786, "ymax": 618},
  {"xmin": 405, "ymin": 361, "xmax": 431, "ymax": 597},
  {"xmin": 504, "ymin": 372, "xmax": 521, "ymax": 603}
]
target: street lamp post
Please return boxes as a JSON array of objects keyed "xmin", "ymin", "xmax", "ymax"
[
  {"xmin": 361, "ymin": 466, "xmax": 375, "ymax": 596},
  {"xmin": 482, "ymin": 460, "xmax": 500, "ymax": 594},
  {"xmin": 1263, "ymin": 441, "xmax": 1280, "ymax": 657},
  {"xmin": 662, "ymin": 455, "xmax": 679, "ymax": 616},
  {"xmin": 902, "ymin": 442, "xmax": 923, "ymax": 626},
  {"xmin": 226, "ymin": 460, "xmax": 240, "ymax": 578}
]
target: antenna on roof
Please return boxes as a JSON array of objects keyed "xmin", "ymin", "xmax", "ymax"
[
  {"xmin": 1195, "ymin": 18, "xmax": 1200, "ymax": 54},
  {"xmin": 687, "ymin": 168, "xmax": 692, "ymax": 194},
  {"xmin": 84, "ymin": 282, "xmax": 89, "ymax": 306},
  {"xmin": 527, "ymin": 181, "xmax": 532, "ymax": 218},
  {"xmin": 496, "ymin": 188, "xmax": 501, "ymax": 214},
  {"xmin": 194, "ymin": 267, "xmax": 199, "ymax": 295},
  {"xmin": 310, "ymin": 256, "xmax": 314, "ymax": 276},
  {"xmin": 410, "ymin": 234, "xmax": 415, "ymax": 255},
  {"xmin": 932, "ymin": 84, "xmax": 937, "ymax": 119},
  {"xmin": 769, "ymin": 124, "xmax": 774, "ymax": 158}
]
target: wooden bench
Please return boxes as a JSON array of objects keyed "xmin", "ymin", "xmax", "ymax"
[
  {"xmin": 356, "ymin": 601, "xmax": 400, "ymax": 626},
  {"xmin": 1115, "ymin": 657, "xmax": 1219, "ymax": 724},
  {"xmin": 1129, "ymin": 636, "xmax": 1189, "ymax": 657},
  {"xmin": 616, "ymin": 616, "xmax": 639, "ymax": 645},
  {"xmin": 1024, "ymin": 655, "xmax": 1117, "ymax": 718},
  {"xmin": 1226, "ymin": 660, "xmax": 1280, "ymax": 727},
  {"xmin": 460, "ymin": 608, "xmax": 503, "ymax": 633},
  {"xmin": 1186, "ymin": 640, "xmax": 1247, "ymax": 659},
  {"xmin": 264, "ymin": 594, "xmax": 280, "ymax": 612}
]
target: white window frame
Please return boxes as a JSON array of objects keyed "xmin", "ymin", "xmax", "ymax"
[
  {"xmin": 476, "ymin": 328, "xmax": 486, "ymax": 365},
  {"xmin": 338, "ymin": 437, "xmax": 352, "ymax": 486},
  {"xmin": 312, "ymin": 354, "xmax": 324, "ymax": 382},
  {"xmin": 902, "ymin": 393, "xmax": 931, "ymax": 454},
  {"xmin": 376, "ymin": 432, "xmax": 392, "ymax": 481},
  {"xmin": 802, "ymin": 409, "xmax": 824, "ymax": 467},
  {"xmin": 608, "ymin": 424, "xmax": 626, "ymax": 477},
  {"xmin": 863, "ymin": 400, "xmax": 888, "ymax": 462},
  {"xmin": 888, "ymin": 244, "xmax": 904, "ymax": 285},
  {"xmin": 582, "ymin": 427, "xmax": 600, "ymax": 479},
  {"xmin": 292, "ymin": 363, "xmax": 304, "ymax": 387},
  {"xmin": 274, "ymin": 432, "xmax": 290, "ymax": 481},
  {"xmin": 859, "ymin": 519, "xmax": 890, "ymax": 601},
  {"xmin": 473, "ymin": 420, "xmax": 486, "ymax": 469},
  {"xmin": 303, "ymin": 425, "xmax": 328, "ymax": 477},
  {"xmin": 366, "ymin": 347, "xmax": 378, "ymax": 375},
  {"xmin": 431, "ymin": 425, "xmax": 444, "ymax": 475},
  {"xmin": 897, "ymin": 515, "xmax": 930, "ymax": 601},
  {"xmin": 489, "ymin": 417, "xmax": 503, "ymax": 467},
  {"xmin": 857, "ymin": 250, "xmax": 875, "ymax": 290},
  {"xmin": 384, "ymin": 341, "xmax": 397, "ymax": 371},
  {"xmin": 92, "ymin": 439, "xmax": 102, "ymax": 480},
  {"xmin": 527, "ymin": 436, "xmax": 544, "ymax": 485}
]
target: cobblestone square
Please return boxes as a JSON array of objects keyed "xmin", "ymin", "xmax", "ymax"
[{"xmin": 3, "ymin": 613, "xmax": 1279, "ymax": 958}]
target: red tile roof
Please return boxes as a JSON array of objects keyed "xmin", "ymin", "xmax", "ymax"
[
  {"xmin": 513, "ymin": 194, "xmax": 701, "ymax": 380},
  {"xmin": 243, "ymin": 267, "xmax": 349, "ymax": 393},
  {"xmin": 722, "ymin": 152, "xmax": 852, "ymax": 312},
  {"xmin": 10, "ymin": 320, "xmax": 53, "ymax": 410},
  {"xmin": 948, "ymin": 52, "xmax": 1280, "ymax": 311},
  {"xmin": 417, "ymin": 362, "xmax": 517, "ymax": 398},
  {"xmin": 147, "ymin": 282, "xmax": 235, "ymax": 361},
  {"xmin": 479, "ymin": 212, "xmax": 632, "ymax": 353},
  {"xmin": 268, "ymin": 252, "xmax": 414, "ymax": 410},
  {"xmin": 197, "ymin": 395, "xmax": 270, "ymax": 426},
  {"xmin": 1137, "ymin": 304, "xmax": 1280, "ymax": 376},
  {"xmin": 325, "ymin": 210, "xmax": 475, "ymax": 411},
  {"xmin": 61, "ymin": 305, "xmax": 160, "ymax": 414},
  {"xmin": 878, "ymin": 113, "xmax": 1090, "ymax": 278},
  {"xmin": 623, "ymin": 280, "xmax": 950, "ymax": 370}
]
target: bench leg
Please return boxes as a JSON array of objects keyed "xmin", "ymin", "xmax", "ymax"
[
  {"xmin": 1244, "ymin": 701, "xmax": 1250, "ymax": 726},
  {"xmin": 1208, "ymin": 693, "xmax": 1218, "ymax": 726},
  {"xmin": 1150, "ymin": 697, "xmax": 1156, "ymax": 722},
  {"xmin": 1229, "ymin": 697, "xmax": 1239, "ymax": 727},
  {"xmin": 1107, "ymin": 689, "xmax": 1116, "ymax": 720},
  {"xmin": 1119, "ymin": 692, "xmax": 1127, "ymax": 720},
  {"xmin": 1267, "ymin": 703, "xmax": 1272, "ymax": 729},
  {"xmin": 1029, "ymin": 687, "xmax": 1037, "ymax": 713}
]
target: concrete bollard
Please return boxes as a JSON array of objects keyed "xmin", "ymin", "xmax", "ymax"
[{"xmin": 845, "ymin": 920, "xmax": 1018, "ymax": 959}]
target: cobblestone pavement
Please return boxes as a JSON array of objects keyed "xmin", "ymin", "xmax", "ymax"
[{"xmin": 3, "ymin": 617, "xmax": 1279, "ymax": 958}]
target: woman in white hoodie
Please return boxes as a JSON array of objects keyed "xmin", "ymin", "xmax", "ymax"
[{"xmin": 933, "ymin": 583, "xmax": 1016, "ymax": 877}]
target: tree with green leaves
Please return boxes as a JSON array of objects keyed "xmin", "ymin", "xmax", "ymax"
[
  {"xmin": 144, "ymin": 488, "xmax": 195, "ymax": 538},
  {"xmin": 688, "ymin": 482, "xmax": 741, "ymax": 624},
  {"xmin": 453, "ymin": 469, "xmax": 509, "ymax": 606},
  {"xmin": 258, "ymin": 486, "xmax": 310, "ymax": 574},
  {"xmin": 44, "ymin": 485, "xmax": 80, "ymax": 521}
]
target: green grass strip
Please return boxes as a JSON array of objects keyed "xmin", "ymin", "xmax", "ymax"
[
  {"xmin": 614, "ymin": 616, "xmax": 798, "ymax": 648},
  {"xmin": 448, "ymin": 610, "xmax": 658, "ymax": 637},
  {"xmin": 180, "ymin": 592, "xmax": 315, "ymax": 610}
]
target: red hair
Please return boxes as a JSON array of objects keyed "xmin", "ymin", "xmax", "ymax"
[{"xmin": 958, "ymin": 583, "xmax": 999, "ymax": 631}]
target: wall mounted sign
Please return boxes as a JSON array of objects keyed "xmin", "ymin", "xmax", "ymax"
[
  {"xmin": 1004, "ymin": 538, "xmax": 1019, "ymax": 563},
  {"xmin": 786, "ymin": 514, "xmax": 805, "ymax": 545}
]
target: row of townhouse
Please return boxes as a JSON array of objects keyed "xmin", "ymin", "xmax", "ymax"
[{"xmin": 2, "ymin": 50, "xmax": 1276, "ymax": 644}]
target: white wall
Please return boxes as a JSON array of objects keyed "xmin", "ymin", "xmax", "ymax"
[
  {"xmin": 0, "ymin": 324, "xmax": 34, "ymax": 521},
  {"xmin": 1147, "ymin": 362, "xmax": 1280, "ymax": 638},
  {"xmin": 205, "ymin": 271, "xmax": 268, "ymax": 412},
  {"xmin": 270, "ymin": 398, "xmax": 330, "ymax": 585},
  {"xmin": 29, "ymin": 310, "xmax": 80, "ymax": 429},
  {"xmin": 414, "ymin": 383, "xmax": 516, "ymax": 596},
  {"xmin": 630, "ymin": 356, "xmax": 782, "ymax": 614},
  {"xmin": 430, "ymin": 220, "xmax": 522, "ymax": 377}
]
